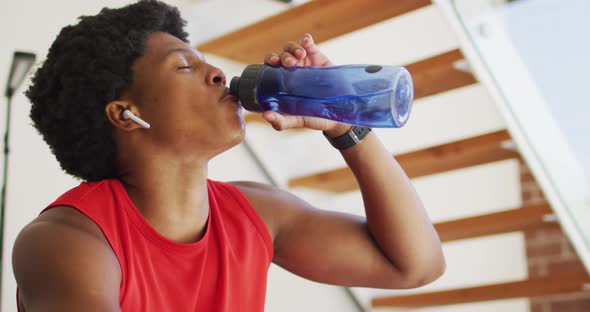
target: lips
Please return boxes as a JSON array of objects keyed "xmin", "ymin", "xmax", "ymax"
[
  {"xmin": 220, "ymin": 87, "xmax": 230, "ymax": 101},
  {"xmin": 220, "ymin": 87, "xmax": 239, "ymax": 103}
]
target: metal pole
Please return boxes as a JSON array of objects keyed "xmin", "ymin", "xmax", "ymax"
[
  {"xmin": 0, "ymin": 95, "xmax": 13, "ymax": 302},
  {"xmin": 241, "ymin": 138, "xmax": 366, "ymax": 311}
]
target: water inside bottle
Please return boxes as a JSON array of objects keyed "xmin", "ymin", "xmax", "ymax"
[{"xmin": 257, "ymin": 66, "xmax": 413, "ymax": 127}]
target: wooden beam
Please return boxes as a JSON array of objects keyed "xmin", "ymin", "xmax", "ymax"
[
  {"xmin": 435, "ymin": 203, "xmax": 552, "ymax": 242},
  {"xmin": 288, "ymin": 130, "xmax": 518, "ymax": 192},
  {"xmin": 197, "ymin": 0, "xmax": 432, "ymax": 64},
  {"xmin": 372, "ymin": 273, "xmax": 590, "ymax": 308},
  {"xmin": 243, "ymin": 49, "xmax": 477, "ymax": 126},
  {"xmin": 407, "ymin": 49, "xmax": 477, "ymax": 99}
]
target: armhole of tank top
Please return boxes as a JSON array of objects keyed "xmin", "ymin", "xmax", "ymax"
[
  {"xmin": 16, "ymin": 288, "xmax": 22, "ymax": 312},
  {"xmin": 220, "ymin": 183, "xmax": 274, "ymax": 263},
  {"xmin": 41, "ymin": 202, "xmax": 128, "ymax": 302}
]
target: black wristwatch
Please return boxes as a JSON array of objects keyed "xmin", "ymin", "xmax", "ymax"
[{"xmin": 323, "ymin": 126, "xmax": 372, "ymax": 150}]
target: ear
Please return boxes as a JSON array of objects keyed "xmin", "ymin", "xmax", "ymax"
[{"xmin": 105, "ymin": 101, "xmax": 145, "ymax": 131}]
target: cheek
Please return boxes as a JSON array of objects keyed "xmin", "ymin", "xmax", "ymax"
[{"xmin": 146, "ymin": 87, "xmax": 197, "ymax": 117}]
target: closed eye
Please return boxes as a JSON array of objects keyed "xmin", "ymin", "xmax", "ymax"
[{"xmin": 177, "ymin": 66, "xmax": 191, "ymax": 70}]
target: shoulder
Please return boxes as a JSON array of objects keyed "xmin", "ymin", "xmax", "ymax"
[
  {"xmin": 13, "ymin": 206, "xmax": 121, "ymax": 310},
  {"xmin": 228, "ymin": 181, "xmax": 316, "ymax": 240},
  {"xmin": 228, "ymin": 181, "xmax": 275, "ymax": 195},
  {"xmin": 228, "ymin": 181, "xmax": 299, "ymax": 208},
  {"xmin": 227, "ymin": 181, "xmax": 279, "ymax": 237}
]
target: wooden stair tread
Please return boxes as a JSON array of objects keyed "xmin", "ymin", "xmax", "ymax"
[
  {"xmin": 372, "ymin": 272, "xmax": 590, "ymax": 307},
  {"xmin": 435, "ymin": 203, "xmax": 552, "ymax": 242},
  {"xmin": 288, "ymin": 130, "xmax": 517, "ymax": 192},
  {"xmin": 197, "ymin": 0, "xmax": 432, "ymax": 64}
]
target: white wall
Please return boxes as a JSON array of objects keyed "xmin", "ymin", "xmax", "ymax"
[{"xmin": 0, "ymin": 1, "xmax": 528, "ymax": 312}]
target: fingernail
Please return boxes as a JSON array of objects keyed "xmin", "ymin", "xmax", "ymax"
[
  {"xmin": 285, "ymin": 56, "xmax": 295, "ymax": 63},
  {"xmin": 295, "ymin": 49, "xmax": 303, "ymax": 56},
  {"xmin": 302, "ymin": 33, "xmax": 311, "ymax": 41},
  {"xmin": 271, "ymin": 55, "xmax": 279, "ymax": 62}
]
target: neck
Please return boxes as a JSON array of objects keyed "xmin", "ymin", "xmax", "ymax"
[{"xmin": 118, "ymin": 153, "xmax": 210, "ymax": 244}]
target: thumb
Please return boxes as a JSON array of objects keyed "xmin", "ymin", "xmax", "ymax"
[
  {"xmin": 262, "ymin": 111, "xmax": 304, "ymax": 131},
  {"xmin": 262, "ymin": 111, "xmax": 338, "ymax": 131}
]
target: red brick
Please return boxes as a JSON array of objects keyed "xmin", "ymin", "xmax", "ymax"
[
  {"xmin": 522, "ymin": 195, "xmax": 547, "ymax": 206},
  {"xmin": 526, "ymin": 241, "xmax": 563, "ymax": 258},
  {"xmin": 530, "ymin": 302, "xmax": 546, "ymax": 312},
  {"xmin": 522, "ymin": 181, "xmax": 543, "ymax": 192},
  {"xmin": 562, "ymin": 240, "xmax": 582, "ymax": 258},
  {"xmin": 521, "ymin": 160, "xmax": 589, "ymax": 312},
  {"xmin": 549, "ymin": 297, "xmax": 590, "ymax": 312},
  {"xmin": 546, "ymin": 259, "xmax": 588, "ymax": 275},
  {"xmin": 519, "ymin": 161, "xmax": 531, "ymax": 173},
  {"xmin": 521, "ymin": 171, "xmax": 537, "ymax": 183},
  {"xmin": 528, "ymin": 260, "xmax": 548, "ymax": 277},
  {"xmin": 523, "ymin": 190, "xmax": 544, "ymax": 202},
  {"xmin": 524, "ymin": 204, "xmax": 587, "ymax": 311},
  {"xmin": 525, "ymin": 225, "xmax": 566, "ymax": 247}
]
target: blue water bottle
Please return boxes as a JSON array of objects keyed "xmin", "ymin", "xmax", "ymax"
[{"xmin": 229, "ymin": 64, "xmax": 414, "ymax": 128}]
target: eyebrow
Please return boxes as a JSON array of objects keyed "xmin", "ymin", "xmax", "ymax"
[{"xmin": 163, "ymin": 47, "xmax": 206, "ymax": 61}]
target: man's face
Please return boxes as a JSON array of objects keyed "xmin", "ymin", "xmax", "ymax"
[{"xmin": 125, "ymin": 32, "xmax": 244, "ymax": 156}]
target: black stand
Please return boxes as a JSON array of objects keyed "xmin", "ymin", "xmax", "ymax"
[
  {"xmin": 0, "ymin": 94, "xmax": 13, "ymax": 300},
  {"xmin": 1, "ymin": 51, "xmax": 36, "ymax": 305}
]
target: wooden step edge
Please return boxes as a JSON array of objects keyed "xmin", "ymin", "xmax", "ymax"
[
  {"xmin": 435, "ymin": 203, "xmax": 553, "ymax": 242},
  {"xmin": 197, "ymin": 0, "xmax": 432, "ymax": 64},
  {"xmin": 288, "ymin": 129, "xmax": 518, "ymax": 192},
  {"xmin": 371, "ymin": 272, "xmax": 590, "ymax": 308}
]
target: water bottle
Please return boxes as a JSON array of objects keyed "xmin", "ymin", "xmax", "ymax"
[{"xmin": 229, "ymin": 64, "xmax": 414, "ymax": 128}]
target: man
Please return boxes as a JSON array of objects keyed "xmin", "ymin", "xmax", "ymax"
[{"xmin": 13, "ymin": 1, "xmax": 445, "ymax": 311}]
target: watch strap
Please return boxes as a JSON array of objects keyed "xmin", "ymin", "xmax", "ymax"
[{"xmin": 323, "ymin": 126, "xmax": 372, "ymax": 150}]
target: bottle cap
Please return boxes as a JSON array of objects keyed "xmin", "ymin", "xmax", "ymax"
[{"xmin": 229, "ymin": 64, "xmax": 267, "ymax": 112}]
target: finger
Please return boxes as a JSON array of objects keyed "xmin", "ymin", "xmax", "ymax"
[
  {"xmin": 262, "ymin": 111, "xmax": 304, "ymax": 131},
  {"xmin": 300, "ymin": 33, "xmax": 320, "ymax": 55},
  {"xmin": 283, "ymin": 41, "xmax": 306, "ymax": 60},
  {"xmin": 279, "ymin": 51, "xmax": 297, "ymax": 67},
  {"xmin": 300, "ymin": 33, "xmax": 333, "ymax": 67},
  {"xmin": 264, "ymin": 53, "xmax": 280, "ymax": 65}
]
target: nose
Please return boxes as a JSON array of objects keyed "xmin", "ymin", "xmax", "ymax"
[{"xmin": 206, "ymin": 66, "xmax": 227, "ymax": 86}]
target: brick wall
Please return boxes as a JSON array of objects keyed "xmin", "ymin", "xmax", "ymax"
[{"xmin": 520, "ymin": 160, "xmax": 590, "ymax": 312}]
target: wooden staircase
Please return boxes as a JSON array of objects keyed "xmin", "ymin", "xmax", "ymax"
[{"xmin": 197, "ymin": 0, "xmax": 590, "ymax": 309}]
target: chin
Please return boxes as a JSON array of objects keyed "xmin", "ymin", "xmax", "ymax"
[
  {"xmin": 231, "ymin": 112, "xmax": 247, "ymax": 142},
  {"xmin": 228, "ymin": 125, "xmax": 246, "ymax": 147},
  {"xmin": 213, "ymin": 122, "xmax": 245, "ymax": 155}
]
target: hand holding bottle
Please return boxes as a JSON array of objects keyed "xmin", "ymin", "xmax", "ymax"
[
  {"xmin": 262, "ymin": 33, "xmax": 351, "ymax": 136},
  {"xmin": 233, "ymin": 33, "xmax": 413, "ymax": 132}
]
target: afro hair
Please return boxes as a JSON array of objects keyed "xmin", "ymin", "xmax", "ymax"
[{"xmin": 26, "ymin": 0, "xmax": 189, "ymax": 181}]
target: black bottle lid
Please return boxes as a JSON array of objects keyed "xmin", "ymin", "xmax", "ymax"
[{"xmin": 229, "ymin": 64, "xmax": 267, "ymax": 112}]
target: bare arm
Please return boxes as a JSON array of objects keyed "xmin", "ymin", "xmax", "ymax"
[
  {"xmin": 236, "ymin": 136, "xmax": 444, "ymax": 290},
  {"xmin": 335, "ymin": 129, "xmax": 445, "ymax": 287},
  {"xmin": 12, "ymin": 207, "xmax": 121, "ymax": 311}
]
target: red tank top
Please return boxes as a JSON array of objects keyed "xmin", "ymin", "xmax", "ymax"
[{"xmin": 20, "ymin": 179, "xmax": 273, "ymax": 311}]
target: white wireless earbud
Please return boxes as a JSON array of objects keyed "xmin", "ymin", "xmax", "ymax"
[{"xmin": 122, "ymin": 110, "xmax": 151, "ymax": 129}]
